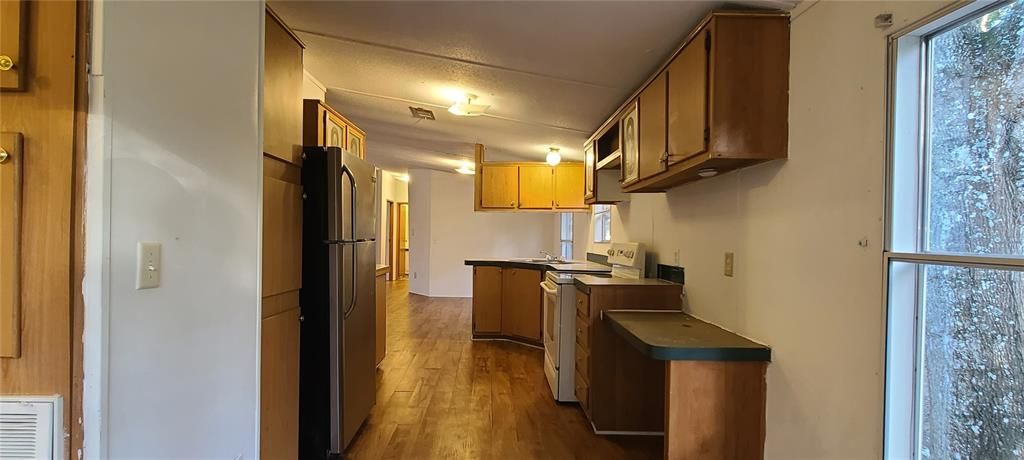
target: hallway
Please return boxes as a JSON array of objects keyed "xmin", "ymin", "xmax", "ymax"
[{"xmin": 347, "ymin": 281, "xmax": 662, "ymax": 459}]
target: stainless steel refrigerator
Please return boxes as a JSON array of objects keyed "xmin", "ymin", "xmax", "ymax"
[{"xmin": 300, "ymin": 146, "xmax": 376, "ymax": 459}]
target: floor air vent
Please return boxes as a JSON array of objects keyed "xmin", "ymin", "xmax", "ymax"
[{"xmin": 0, "ymin": 396, "xmax": 62, "ymax": 459}]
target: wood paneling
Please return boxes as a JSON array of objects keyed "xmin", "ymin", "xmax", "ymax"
[
  {"xmin": 479, "ymin": 164, "xmax": 518, "ymax": 209},
  {"xmin": 0, "ymin": 133, "xmax": 22, "ymax": 358},
  {"xmin": 500, "ymin": 268, "xmax": 541, "ymax": 341},
  {"xmin": 348, "ymin": 125, "xmax": 366, "ymax": 159},
  {"xmin": 260, "ymin": 308, "xmax": 301, "ymax": 460},
  {"xmin": 638, "ymin": 72, "xmax": 667, "ymax": 181},
  {"xmin": 375, "ymin": 272, "xmax": 387, "ymax": 366},
  {"xmin": 263, "ymin": 10, "xmax": 303, "ymax": 164},
  {"xmin": 554, "ymin": 164, "xmax": 585, "ymax": 209},
  {"xmin": 262, "ymin": 159, "xmax": 303, "ymax": 298},
  {"xmin": 0, "ymin": 0, "xmax": 26, "ymax": 90},
  {"xmin": 517, "ymin": 165, "xmax": 553, "ymax": 209},
  {"xmin": 665, "ymin": 360, "xmax": 768, "ymax": 460},
  {"xmin": 471, "ymin": 266, "xmax": 502, "ymax": 333},
  {"xmin": 346, "ymin": 280, "xmax": 661, "ymax": 459},
  {"xmin": 0, "ymin": 3, "xmax": 78, "ymax": 459},
  {"xmin": 262, "ymin": 290, "xmax": 300, "ymax": 320},
  {"xmin": 667, "ymin": 30, "xmax": 709, "ymax": 165}
]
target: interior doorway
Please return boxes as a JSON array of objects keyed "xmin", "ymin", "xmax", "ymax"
[{"xmin": 389, "ymin": 202, "xmax": 408, "ymax": 280}]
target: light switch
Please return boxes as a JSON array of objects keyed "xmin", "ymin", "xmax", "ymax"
[{"xmin": 136, "ymin": 242, "xmax": 161, "ymax": 289}]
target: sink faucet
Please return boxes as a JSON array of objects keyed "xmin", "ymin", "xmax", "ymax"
[{"xmin": 540, "ymin": 251, "xmax": 560, "ymax": 263}]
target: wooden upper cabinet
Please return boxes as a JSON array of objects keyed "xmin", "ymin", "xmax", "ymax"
[
  {"xmin": 0, "ymin": 0, "xmax": 27, "ymax": 91},
  {"xmin": 638, "ymin": 72, "xmax": 667, "ymax": 182},
  {"xmin": 347, "ymin": 126, "xmax": 366, "ymax": 159},
  {"xmin": 263, "ymin": 9, "xmax": 304, "ymax": 165},
  {"xmin": 667, "ymin": 29, "xmax": 710, "ymax": 166},
  {"xmin": 518, "ymin": 165, "xmax": 553, "ymax": 209},
  {"xmin": 555, "ymin": 164, "xmax": 585, "ymax": 209},
  {"xmin": 480, "ymin": 164, "xmax": 518, "ymax": 209},
  {"xmin": 584, "ymin": 143, "xmax": 596, "ymax": 201}
]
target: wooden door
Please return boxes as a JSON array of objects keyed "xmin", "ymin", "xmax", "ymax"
[
  {"xmin": 260, "ymin": 307, "xmax": 300, "ymax": 460},
  {"xmin": 518, "ymin": 165, "xmax": 553, "ymax": 209},
  {"xmin": 472, "ymin": 267, "xmax": 502, "ymax": 333},
  {"xmin": 397, "ymin": 203, "xmax": 408, "ymax": 277},
  {"xmin": 667, "ymin": 30, "xmax": 710, "ymax": 165},
  {"xmin": 638, "ymin": 72, "xmax": 667, "ymax": 181},
  {"xmin": 347, "ymin": 126, "xmax": 366, "ymax": 159},
  {"xmin": 554, "ymin": 164, "xmax": 585, "ymax": 209},
  {"xmin": 500, "ymin": 268, "xmax": 542, "ymax": 341},
  {"xmin": 263, "ymin": 9, "xmax": 304, "ymax": 165},
  {"xmin": 480, "ymin": 164, "xmax": 518, "ymax": 209},
  {"xmin": 0, "ymin": 2, "xmax": 81, "ymax": 458}
]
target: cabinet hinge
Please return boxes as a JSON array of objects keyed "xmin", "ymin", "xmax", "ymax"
[{"xmin": 704, "ymin": 127, "xmax": 710, "ymax": 143}]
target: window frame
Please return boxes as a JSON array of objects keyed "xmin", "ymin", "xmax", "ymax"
[
  {"xmin": 882, "ymin": 2, "xmax": 1024, "ymax": 457},
  {"xmin": 559, "ymin": 212, "xmax": 574, "ymax": 260},
  {"xmin": 593, "ymin": 204, "xmax": 612, "ymax": 244}
]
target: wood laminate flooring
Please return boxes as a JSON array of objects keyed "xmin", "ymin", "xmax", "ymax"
[{"xmin": 346, "ymin": 280, "xmax": 662, "ymax": 459}]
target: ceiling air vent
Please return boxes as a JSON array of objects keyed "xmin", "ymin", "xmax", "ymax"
[
  {"xmin": 0, "ymin": 396, "xmax": 62, "ymax": 459},
  {"xmin": 409, "ymin": 106, "xmax": 435, "ymax": 120}
]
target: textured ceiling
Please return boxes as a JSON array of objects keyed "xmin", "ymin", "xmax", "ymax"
[{"xmin": 271, "ymin": 1, "xmax": 796, "ymax": 173}]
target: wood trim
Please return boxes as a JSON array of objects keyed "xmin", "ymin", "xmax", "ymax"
[
  {"xmin": 70, "ymin": 1, "xmax": 90, "ymax": 456},
  {"xmin": 263, "ymin": 154, "xmax": 301, "ymax": 185},
  {"xmin": 265, "ymin": 4, "xmax": 306, "ymax": 49}
]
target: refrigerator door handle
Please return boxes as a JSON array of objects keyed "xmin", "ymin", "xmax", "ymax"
[{"xmin": 341, "ymin": 164, "xmax": 359, "ymax": 319}]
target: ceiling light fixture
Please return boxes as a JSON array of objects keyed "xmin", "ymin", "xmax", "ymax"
[
  {"xmin": 448, "ymin": 93, "xmax": 490, "ymax": 117},
  {"xmin": 455, "ymin": 165, "xmax": 475, "ymax": 175},
  {"xmin": 696, "ymin": 168, "xmax": 718, "ymax": 178},
  {"xmin": 546, "ymin": 147, "xmax": 562, "ymax": 166},
  {"xmin": 394, "ymin": 173, "xmax": 410, "ymax": 182}
]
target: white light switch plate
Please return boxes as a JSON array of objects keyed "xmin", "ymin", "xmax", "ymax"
[{"xmin": 136, "ymin": 242, "xmax": 161, "ymax": 289}]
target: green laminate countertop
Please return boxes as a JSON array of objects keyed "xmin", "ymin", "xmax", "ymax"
[{"xmin": 604, "ymin": 310, "xmax": 771, "ymax": 362}]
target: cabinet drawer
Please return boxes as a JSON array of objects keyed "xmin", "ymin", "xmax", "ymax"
[
  {"xmin": 575, "ymin": 370, "xmax": 590, "ymax": 413},
  {"xmin": 575, "ymin": 342, "xmax": 590, "ymax": 381},
  {"xmin": 576, "ymin": 314, "xmax": 590, "ymax": 349},
  {"xmin": 576, "ymin": 293, "xmax": 590, "ymax": 318}
]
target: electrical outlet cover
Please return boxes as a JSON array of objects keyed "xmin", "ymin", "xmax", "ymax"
[{"xmin": 136, "ymin": 242, "xmax": 162, "ymax": 289}]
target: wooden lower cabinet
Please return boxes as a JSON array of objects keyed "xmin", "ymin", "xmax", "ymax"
[
  {"xmin": 574, "ymin": 283, "xmax": 681, "ymax": 433},
  {"xmin": 375, "ymin": 271, "xmax": 387, "ymax": 366},
  {"xmin": 472, "ymin": 266, "xmax": 503, "ymax": 333},
  {"xmin": 471, "ymin": 265, "xmax": 542, "ymax": 344},
  {"xmin": 500, "ymin": 268, "xmax": 542, "ymax": 341},
  {"xmin": 260, "ymin": 308, "xmax": 301, "ymax": 459}
]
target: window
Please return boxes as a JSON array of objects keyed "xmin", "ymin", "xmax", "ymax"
[
  {"xmin": 885, "ymin": 2, "xmax": 1024, "ymax": 459},
  {"xmin": 559, "ymin": 213, "xmax": 573, "ymax": 260},
  {"xmin": 593, "ymin": 205, "xmax": 612, "ymax": 243}
]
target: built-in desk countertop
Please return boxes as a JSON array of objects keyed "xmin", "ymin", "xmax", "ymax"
[{"xmin": 604, "ymin": 310, "xmax": 770, "ymax": 362}]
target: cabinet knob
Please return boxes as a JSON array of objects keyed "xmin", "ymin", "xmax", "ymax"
[
  {"xmin": 0, "ymin": 147, "xmax": 9, "ymax": 164},
  {"xmin": 510, "ymin": 201, "xmax": 515, "ymax": 207},
  {"xmin": 0, "ymin": 56, "xmax": 13, "ymax": 72}
]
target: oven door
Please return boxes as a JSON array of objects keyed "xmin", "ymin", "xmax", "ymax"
[{"xmin": 540, "ymin": 279, "xmax": 560, "ymax": 398}]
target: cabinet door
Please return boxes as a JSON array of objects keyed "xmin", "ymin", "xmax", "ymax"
[
  {"xmin": 554, "ymin": 164, "xmax": 585, "ymax": 209},
  {"xmin": 375, "ymin": 273, "xmax": 386, "ymax": 365},
  {"xmin": 518, "ymin": 165, "xmax": 553, "ymax": 209},
  {"xmin": 260, "ymin": 308, "xmax": 300, "ymax": 460},
  {"xmin": 472, "ymin": 266, "xmax": 503, "ymax": 333},
  {"xmin": 347, "ymin": 127, "xmax": 366, "ymax": 159},
  {"xmin": 501, "ymin": 268, "xmax": 542, "ymax": 341},
  {"xmin": 638, "ymin": 72, "xmax": 667, "ymax": 181},
  {"xmin": 262, "ymin": 165, "xmax": 303, "ymax": 297},
  {"xmin": 0, "ymin": 0, "xmax": 26, "ymax": 90},
  {"xmin": 263, "ymin": 11, "xmax": 303, "ymax": 164},
  {"xmin": 584, "ymin": 143, "xmax": 595, "ymax": 201},
  {"xmin": 667, "ymin": 30, "xmax": 710, "ymax": 165},
  {"xmin": 480, "ymin": 165, "xmax": 518, "ymax": 209}
]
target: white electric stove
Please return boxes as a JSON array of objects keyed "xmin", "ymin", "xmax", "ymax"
[{"xmin": 542, "ymin": 242, "xmax": 645, "ymax": 402}]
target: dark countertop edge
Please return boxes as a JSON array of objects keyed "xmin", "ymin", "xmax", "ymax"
[
  {"xmin": 606, "ymin": 313, "xmax": 772, "ymax": 362},
  {"xmin": 465, "ymin": 259, "xmax": 610, "ymax": 272}
]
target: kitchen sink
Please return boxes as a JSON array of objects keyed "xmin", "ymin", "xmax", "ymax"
[{"xmin": 509, "ymin": 257, "xmax": 562, "ymax": 263}]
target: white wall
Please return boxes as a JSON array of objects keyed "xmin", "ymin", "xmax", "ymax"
[
  {"xmin": 302, "ymin": 70, "xmax": 327, "ymax": 102},
  {"xmin": 409, "ymin": 169, "xmax": 558, "ymax": 297},
  {"xmin": 85, "ymin": 1, "xmax": 263, "ymax": 458},
  {"xmin": 581, "ymin": 2, "xmax": 948, "ymax": 458}
]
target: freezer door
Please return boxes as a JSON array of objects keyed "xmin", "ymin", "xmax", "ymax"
[
  {"xmin": 342, "ymin": 240, "xmax": 377, "ymax": 449},
  {"xmin": 329, "ymin": 149, "xmax": 377, "ymax": 242}
]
